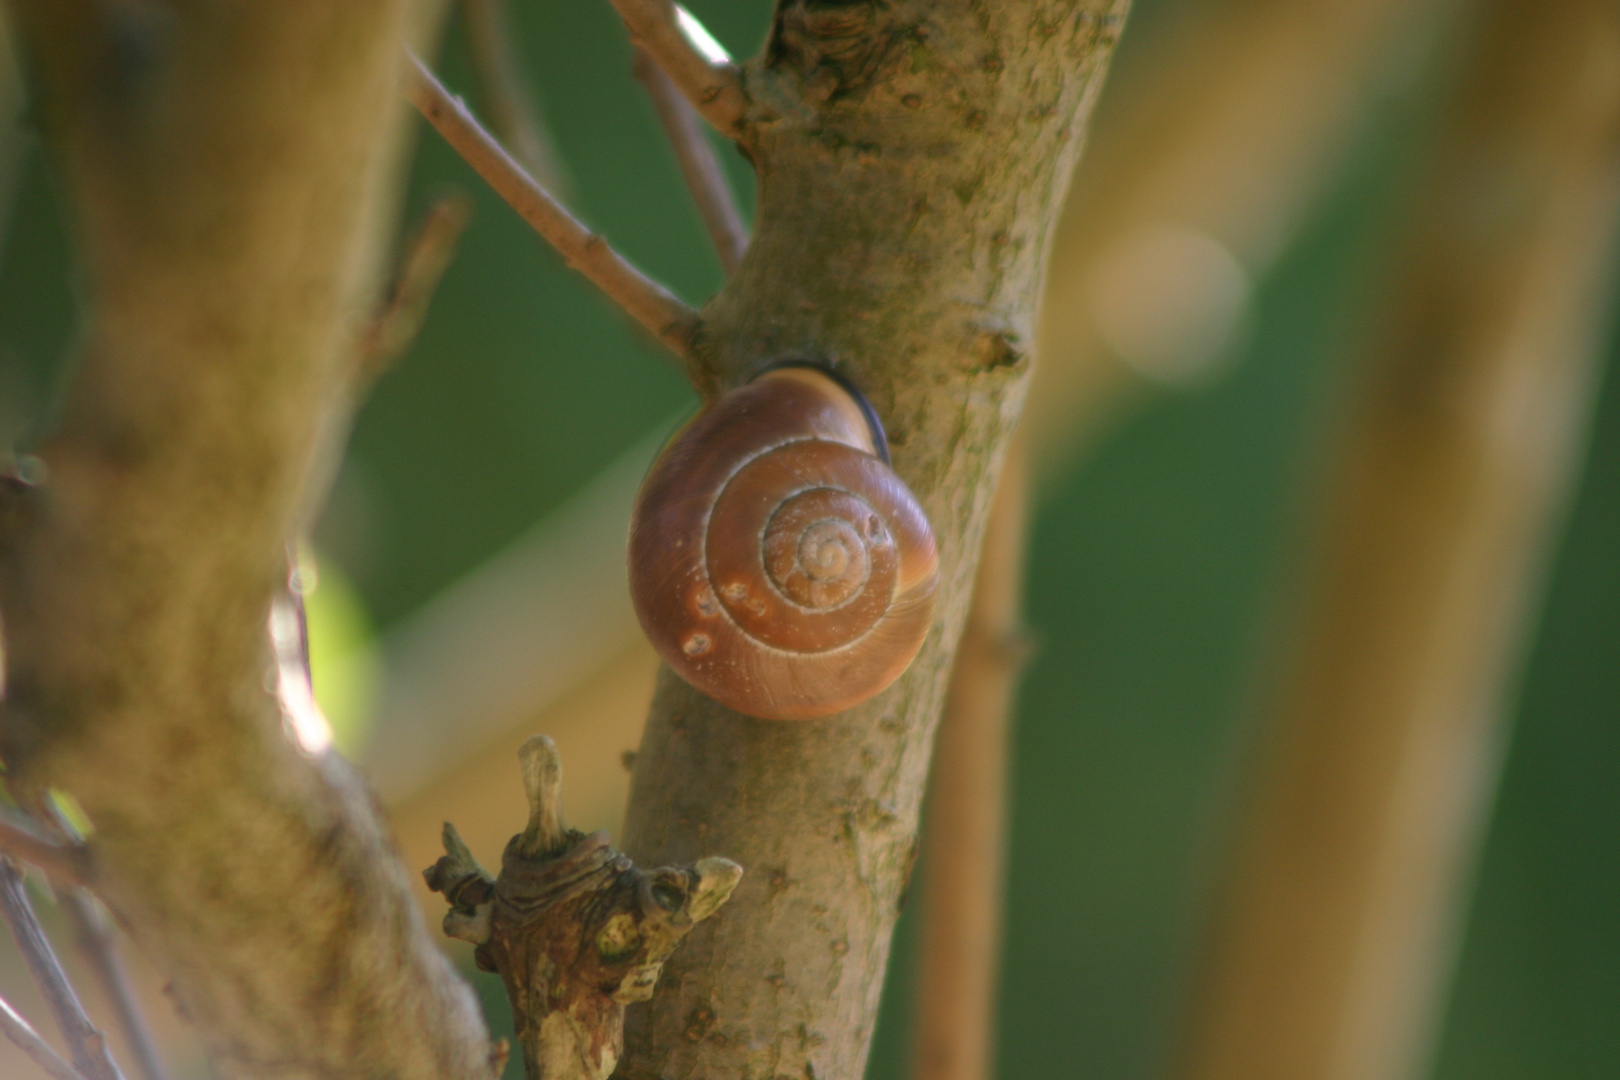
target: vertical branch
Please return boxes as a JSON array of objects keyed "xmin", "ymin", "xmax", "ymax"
[
  {"xmin": 618, "ymin": 5, "xmax": 1132, "ymax": 1079},
  {"xmin": 632, "ymin": 46, "xmax": 748, "ymax": 274},
  {"xmin": 0, "ymin": 4, "xmax": 499, "ymax": 1076},
  {"xmin": 1174, "ymin": 1, "xmax": 1620, "ymax": 1078},
  {"xmin": 0, "ymin": 861, "xmax": 124, "ymax": 1080},
  {"xmin": 911, "ymin": 437, "xmax": 1033, "ymax": 1080}
]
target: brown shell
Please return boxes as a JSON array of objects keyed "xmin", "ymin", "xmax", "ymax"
[{"xmin": 628, "ymin": 367, "xmax": 939, "ymax": 720}]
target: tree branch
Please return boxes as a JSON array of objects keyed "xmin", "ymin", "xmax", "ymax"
[
  {"xmin": 60, "ymin": 891, "xmax": 171, "ymax": 1080},
  {"xmin": 632, "ymin": 46, "xmax": 748, "ymax": 275},
  {"xmin": 0, "ymin": 5, "xmax": 496, "ymax": 1077},
  {"xmin": 911, "ymin": 437, "xmax": 1033, "ymax": 1080},
  {"xmin": 360, "ymin": 191, "xmax": 474, "ymax": 380},
  {"xmin": 458, "ymin": 0, "xmax": 569, "ymax": 192},
  {"xmin": 1174, "ymin": 0, "xmax": 1620, "ymax": 1077},
  {"xmin": 0, "ymin": 992, "xmax": 92, "ymax": 1080},
  {"xmin": 618, "ymin": 5, "xmax": 1131, "ymax": 1077},
  {"xmin": 427, "ymin": 736, "xmax": 741, "ymax": 1080},
  {"xmin": 605, "ymin": 0, "xmax": 746, "ymax": 135},
  {"xmin": 0, "ymin": 861, "xmax": 123, "ymax": 1080},
  {"xmin": 405, "ymin": 51, "xmax": 702, "ymax": 364},
  {"xmin": 0, "ymin": 811, "xmax": 89, "ymax": 891}
]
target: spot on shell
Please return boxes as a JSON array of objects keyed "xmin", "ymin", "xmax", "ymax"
[
  {"xmin": 694, "ymin": 587, "xmax": 719, "ymax": 617},
  {"xmin": 683, "ymin": 633, "xmax": 712, "ymax": 656}
]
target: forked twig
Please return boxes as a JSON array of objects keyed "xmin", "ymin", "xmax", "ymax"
[
  {"xmin": 0, "ymin": 861, "xmax": 125, "ymax": 1080},
  {"xmin": 632, "ymin": 45, "xmax": 748, "ymax": 274},
  {"xmin": 405, "ymin": 51, "xmax": 702, "ymax": 361},
  {"xmin": 605, "ymin": 0, "xmax": 746, "ymax": 134},
  {"xmin": 458, "ymin": 0, "xmax": 569, "ymax": 192},
  {"xmin": 0, "ymin": 992, "xmax": 92, "ymax": 1080}
]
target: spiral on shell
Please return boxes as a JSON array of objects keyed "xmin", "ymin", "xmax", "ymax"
[{"xmin": 628, "ymin": 365, "xmax": 939, "ymax": 720}]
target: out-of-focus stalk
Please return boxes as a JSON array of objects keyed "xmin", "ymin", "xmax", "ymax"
[{"xmin": 1173, "ymin": 2, "xmax": 1620, "ymax": 1078}]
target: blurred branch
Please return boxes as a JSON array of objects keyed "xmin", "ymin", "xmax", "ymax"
[
  {"xmin": 1029, "ymin": 0, "xmax": 1441, "ymax": 482},
  {"xmin": 0, "ymin": 4, "xmax": 496, "ymax": 1076},
  {"xmin": 911, "ymin": 437, "xmax": 1033, "ymax": 1080},
  {"xmin": 0, "ymin": 9, "xmax": 26, "ymax": 256},
  {"xmin": 359, "ymin": 191, "xmax": 473, "ymax": 380},
  {"xmin": 1174, "ymin": 1, "xmax": 1620, "ymax": 1078},
  {"xmin": 604, "ymin": 0, "xmax": 746, "ymax": 136},
  {"xmin": 0, "ymin": 861, "xmax": 123, "ymax": 1080},
  {"xmin": 406, "ymin": 51, "xmax": 702, "ymax": 363},
  {"xmin": 0, "ymin": 992, "xmax": 92, "ymax": 1080},
  {"xmin": 366, "ymin": 427, "xmax": 662, "ymax": 803},
  {"xmin": 60, "ymin": 892, "xmax": 170, "ymax": 1080},
  {"xmin": 632, "ymin": 45, "xmax": 748, "ymax": 275},
  {"xmin": 457, "ymin": 0, "xmax": 568, "ymax": 193},
  {"xmin": 33, "ymin": 803, "xmax": 170, "ymax": 1080},
  {"xmin": 0, "ymin": 812, "xmax": 88, "ymax": 891}
]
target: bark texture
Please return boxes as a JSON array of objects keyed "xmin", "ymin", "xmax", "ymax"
[
  {"xmin": 0, "ymin": 3, "xmax": 493, "ymax": 1077},
  {"xmin": 619, "ymin": 4, "xmax": 1131, "ymax": 1077}
]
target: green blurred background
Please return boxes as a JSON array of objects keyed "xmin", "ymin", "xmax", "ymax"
[{"xmin": 0, "ymin": 1, "xmax": 1613, "ymax": 1078}]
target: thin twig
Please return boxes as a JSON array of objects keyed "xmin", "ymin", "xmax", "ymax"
[
  {"xmin": 360, "ymin": 192, "xmax": 474, "ymax": 380},
  {"xmin": 632, "ymin": 45, "xmax": 748, "ymax": 274},
  {"xmin": 0, "ymin": 811, "xmax": 89, "ymax": 891},
  {"xmin": 59, "ymin": 894, "xmax": 169, "ymax": 1080},
  {"xmin": 405, "ymin": 51, "xmax": 702, "ymax": 361},
  {"xmin": 33, "ymin": 804, "xmax": 171, "ymax": 1080},
  {"xmin": 457, "ymin": 0, "xmax": 569, "ymax": 193},
  {"xmin": 912, "ymin": 438, "xmax": 1033, "ymax": 1080},
  {"xmin": 0, "ymin": 992, "xmax": 93, "ymax": 1080},
  {"xmin": 604, "ymin": 0, "xmax": 746, "ymax": 135},
  {"xmin": 0, "ymin": 861, "xmax": 125, "ymax": 1080}
]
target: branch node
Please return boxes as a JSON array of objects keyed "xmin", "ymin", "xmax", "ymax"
[
  {"xmin": 425, "ymin": 823, "xmax": 496, "ymax": 947},
  {"xmin": 517, "ymin": 734, "xmax": 569, "ymax": 859},
  {"xmin": 607, "ymin": 0, "xmax": 749, "ymax": 136},
  {"xmin": 429, "ymin": 737, "xmax": 743, "ymax": 1080}
]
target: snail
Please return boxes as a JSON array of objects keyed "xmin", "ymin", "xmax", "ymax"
[{"xmin": 628, "ymin": 362, "xmax": 939, "ymax": 720}]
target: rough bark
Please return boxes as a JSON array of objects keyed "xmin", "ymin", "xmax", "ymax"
[
  {"xmin": 619, "ymin": 4, "xmax": 1131, "ymax": 1078},
  {"xmin": 0, "ymin": 3, "xmax": 493, "ymax": 1078},
  {"xmin": 1173, "ymin": 0, "xmax": 1620, "ymax": 1078}
]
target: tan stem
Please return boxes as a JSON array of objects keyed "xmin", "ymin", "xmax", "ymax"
[
  {"xmin": 360, "ymin": 191, "xmax": 474, "ymax": 379},
  {"xmin": 1173, "ymin": 2, "xmax": 1620, "ymax": 1079},
  {"xmin": 604, "ymin": 0, "xmax": 747, "ymax": 135},
  {"xmin": 632, "ymin": 45, "xmax": 748, "ymax": 275},
  {"xmin": 405, "ymin": 52, "xmax": 701, "ymax": 362},
  {"xmin": 911, "ymin": 436, "xmax": 1032, "ymax": 1080},
  {"xmin": 0, "ymin": 993, "xmax": 92, "ymax": 1080},
  {"xmin": 0, "ymin": 811, "xmax": 89, "ymax": 890},
  {"xmin": 458, "ymin": 0, "xmax": 569, "ymax": 192},
  {"xmin": 0, "ymin": 860, "xmax": 123, "ymax": 1080}
]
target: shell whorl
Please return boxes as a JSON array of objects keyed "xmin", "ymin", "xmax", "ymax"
[{"xmin": 628, "ymin": 366, "xmax": 939, "ymax": 720}]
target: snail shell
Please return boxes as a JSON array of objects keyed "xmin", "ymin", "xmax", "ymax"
[{"xmin": 628, "ymin": 365, "xmax": 939, "ymax": 720}]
